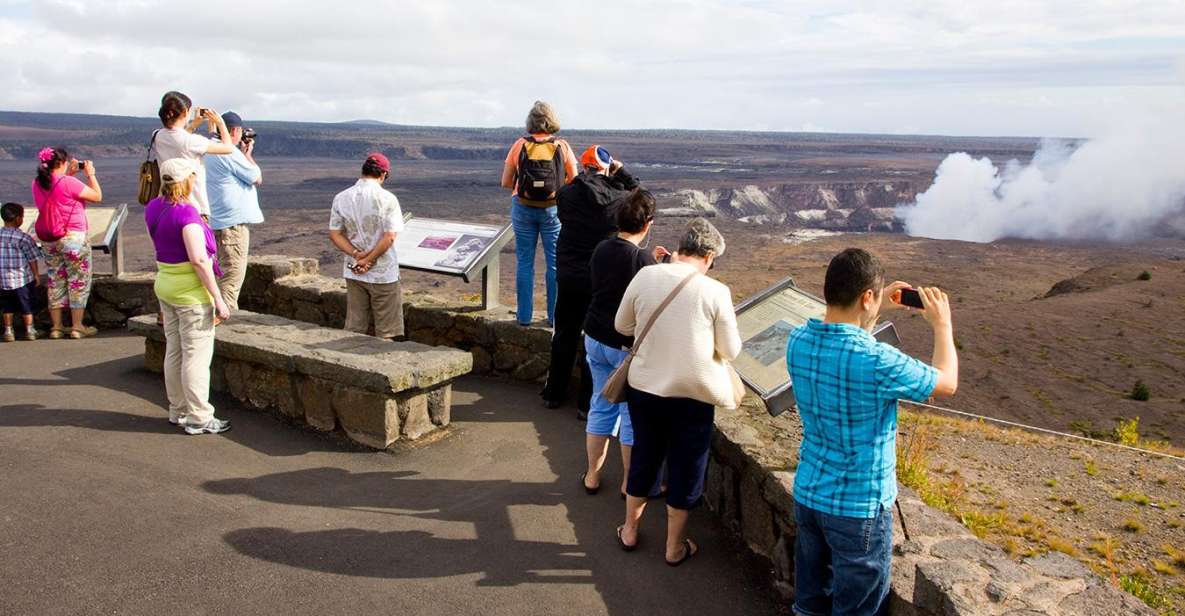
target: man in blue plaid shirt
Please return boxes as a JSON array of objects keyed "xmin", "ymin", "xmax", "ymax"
[{"xmin": 787, "ymin": 248, "xmax": 958, "ymax": 616}]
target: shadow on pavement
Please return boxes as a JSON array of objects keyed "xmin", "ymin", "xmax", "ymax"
[{"xmin": 202, "ymin": 379, "xmax": 786, "ymax": 615}]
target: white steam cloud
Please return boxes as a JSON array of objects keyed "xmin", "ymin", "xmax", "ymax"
[{"xmin": 899, "ymin": 120, "xmax": 1185, "ymax": 242}]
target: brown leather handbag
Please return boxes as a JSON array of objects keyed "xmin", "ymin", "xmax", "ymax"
[{"xmin": 137, "ymin": 130, "xmax": 161, "ymax": 205}]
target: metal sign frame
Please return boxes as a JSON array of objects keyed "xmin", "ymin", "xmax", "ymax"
[{"xmin": 733, "ymin": 275, "xmax": 901, "ymax": 417}]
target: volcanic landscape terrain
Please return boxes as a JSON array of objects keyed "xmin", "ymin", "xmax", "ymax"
[{"xmin": 2, "ymin": 112, "xmax": 1183, "ymax": 611}]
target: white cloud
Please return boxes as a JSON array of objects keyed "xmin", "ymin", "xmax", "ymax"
[{"xmin": 0, "ymin": 0, "xmax": 1182, "ymax": 136}]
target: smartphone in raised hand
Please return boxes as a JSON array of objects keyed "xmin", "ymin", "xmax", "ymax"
[{"xmin": 896, "ymin": 288, "xmax": 924, "ymax": 309}]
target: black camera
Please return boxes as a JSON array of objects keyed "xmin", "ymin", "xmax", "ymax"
[{"xmin": 242, "ymin": 127, "xmax": 256, "ymax": 142}]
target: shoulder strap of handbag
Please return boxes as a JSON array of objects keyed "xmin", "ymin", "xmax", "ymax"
[
  {"xmin": 628, "ymin": 270, "xmax": 699, "ymax": 356},
  {"xmin": 146, "ymin": 129, "xmax": 160, "ymax": 161}
]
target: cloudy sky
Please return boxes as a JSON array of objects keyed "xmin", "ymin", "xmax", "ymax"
[{"xmin": 1, "ymin": 0, "xmax": 1182, "ymax": 137}]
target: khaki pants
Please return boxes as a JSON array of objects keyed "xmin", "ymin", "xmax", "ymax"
[
  {"xmin": 161, "ymin": 301, "xmax": 216, "ymax": 426},
  {"xmin": 216, "ymin": 225, "xmax": 250, "ymax": 310},
  {"xmin": 345, "ymin": 279, "xmax": 404, "ymax": 339}
]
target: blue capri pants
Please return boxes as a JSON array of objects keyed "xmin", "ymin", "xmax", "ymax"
[{"xmin": 584, "ymin": 336, "xmax": 633, "ymax": 445}]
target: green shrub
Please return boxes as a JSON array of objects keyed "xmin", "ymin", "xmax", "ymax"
[
  {"xmin": 1119, "ymin": 572, "xmax": 1170, "ymax": 609},
  {"xmin": 1137, "ymin": 271, "xmax": 1152, "ymax": 281},
  {"xmin": 1130, "ymin": 381, "xmax": 1150, "ymax": 402}
]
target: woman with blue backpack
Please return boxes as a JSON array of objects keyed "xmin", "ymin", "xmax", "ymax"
[
  {"xmin": 499, "ymin": 101, "xmax": 578, "ymax": 326},
  {"xmin": 31, "ymin": 147, "xmax": 103, "ymax": 339}
]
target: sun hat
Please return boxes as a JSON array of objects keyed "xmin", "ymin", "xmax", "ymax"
[{"xmin": 160, "ymin": 158, "xmax": 198, "ymax": 183}]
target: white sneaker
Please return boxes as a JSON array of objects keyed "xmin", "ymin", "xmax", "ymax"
[
  {"xmin": 182, "ymin": 418, "xmax": 231, "ymax": 435},
  {"xmin": 168, "ymin": 412, "xmax": 181, "ymax": 425}
]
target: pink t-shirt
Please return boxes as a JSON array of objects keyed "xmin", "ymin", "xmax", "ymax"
[{"xmin": 31, "ymin": 175, "xmax": 88, "ymax": 233}]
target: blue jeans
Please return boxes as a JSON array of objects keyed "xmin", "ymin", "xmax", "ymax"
[
  {"xmin": 510, "ymin": 198, "xmax": 560, "ymax": 325},
  {"xmin": 793, "ymin": 501, "xmax": 892, "ymax": 616},
  {"xmin": 584, "ymin": 337, "xmax": 633, "ymax": 445}
]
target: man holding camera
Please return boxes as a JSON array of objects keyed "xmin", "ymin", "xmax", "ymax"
[
  {"xmin": 205, "ymin": 111, "xmax": 263, "ymax": 310},
  {"xmin": 786, "ymin": 248, "xmax": 958, "ymax": 616}
]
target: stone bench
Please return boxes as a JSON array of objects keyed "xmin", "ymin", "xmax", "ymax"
[{"xmin": 127, "ymin": 311, "xmax": 473, "ymax": 449}]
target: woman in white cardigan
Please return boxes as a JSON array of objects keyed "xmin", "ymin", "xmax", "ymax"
[{"xmin": 613, "ymin": 218, "xmax": 741, "ymax": 566}]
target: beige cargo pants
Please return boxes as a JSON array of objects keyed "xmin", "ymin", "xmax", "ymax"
[{"xmin": 216, "ymin": 224, "xmax": 250, "ymax": 310}]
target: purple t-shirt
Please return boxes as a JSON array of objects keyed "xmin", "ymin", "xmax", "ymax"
[{"xmin": 144, "ymin": 197, "xmax": 222, "ymax": 276}]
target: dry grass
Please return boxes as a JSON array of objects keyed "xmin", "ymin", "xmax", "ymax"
[
  {"xmin": 1114, "ymin": 491, "xmax": 1153, "ymax": 506},
  {"xmin": 1046, "ymin": 536, "xmax": 1079, "ymax": 557},
  {"xmin": 1152, "ymin": 561, "xmax": 1180, "ymax": 576}
]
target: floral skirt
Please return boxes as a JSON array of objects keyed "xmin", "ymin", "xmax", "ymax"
[{"xmin": 44, "ymin": 231, "xmax": 92, "ymax": 309}]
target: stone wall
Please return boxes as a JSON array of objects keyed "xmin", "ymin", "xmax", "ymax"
[
  {"xmin": 238, "ymin": 256, "xmax": 554, "ymax": 382},
  {"xmin": 705, "ymin": 400, "xmax": 1155, "ymax": 615},
  {"xmin": 25, "ymin": 272, "xmax": 158, "ymax": 330}
]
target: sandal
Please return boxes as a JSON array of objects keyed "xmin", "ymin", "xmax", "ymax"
[
  {"xmin": 616, "ymin": 525, "xmax": 638, "ymax": 552},
  {"xmin": 665, "ymin": 538, "xmax": 698, "ymax": 567},
  {"xmin": 48, "ymin": 328, "xmax": 66, "ymax": 340},
  {"xmin": 580, "ymin": 472, "xmax": 600, "ymax": 495},
  {"xmin": 69, "ymin": 325, "xmax": 98, "ymax": 339}
]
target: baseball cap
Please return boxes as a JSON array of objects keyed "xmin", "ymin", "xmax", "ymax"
[
  {"xmin": 221, "ymin": 111, "xmax": 243, "ymax": 129},
  {"xmin": 580, "ymin": 145, "xmax": 613, "ymax": 171},
  {"xmin": 366, "ymin": 152, "xmax": 391, "ymax": 173},
  {"xmin": 160, "ymin": 158, "xmax": 198, "ymax": 183}
]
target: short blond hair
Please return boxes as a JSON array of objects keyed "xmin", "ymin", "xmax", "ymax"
[
  {"xmin": 161, "ymin": 176, "xmax": 193, "ymax": 204},
  {"xmin": 526, "ymin": 100, "xmax": 561, "ymax": 134}
]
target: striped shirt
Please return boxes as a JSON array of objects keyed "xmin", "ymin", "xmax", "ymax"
[
  {"xmin": 0, "ymin": 226, "xmax": 41, "ymax": 290},
  {"xmin": 787, "ymin": 319, "xmax": 937, "ymax": 518}
]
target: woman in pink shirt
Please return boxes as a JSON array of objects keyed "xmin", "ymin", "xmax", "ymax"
[{"xmin": 31, "ymin": 147, "xmax": 103, "ymax": 339}]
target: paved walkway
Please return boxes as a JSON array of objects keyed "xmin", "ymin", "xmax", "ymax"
[{"xmin": 0, "ymin": 332, "xmax": 785, "ymax": 615}]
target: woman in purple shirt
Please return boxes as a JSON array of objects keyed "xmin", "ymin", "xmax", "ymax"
[{"xmin": 145, "ymin": 158, "xmax": 230, "ymax": 435}]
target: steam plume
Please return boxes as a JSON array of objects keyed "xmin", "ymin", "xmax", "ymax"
[{"xmin": 899, "ymin": 121, "xmax": 1185, "ymax": 242}]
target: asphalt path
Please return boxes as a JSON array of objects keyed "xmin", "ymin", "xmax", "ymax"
[{"xmin": 0, "ymin": 332, "xmax": 785, "ymax": 615}]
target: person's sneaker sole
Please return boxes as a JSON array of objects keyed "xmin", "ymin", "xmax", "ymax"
[
  {"xmin": 2, "ymin": 334, "xmax": 13, "ymax": 343},
  {"xmin": 182, "ymin": 422, "xmax": 231, "ymax": 435}
]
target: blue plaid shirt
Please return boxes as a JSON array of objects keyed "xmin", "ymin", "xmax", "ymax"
[
  {"xmin": 0, "ymin": 226, "xmax": 41, "ymax": 290},
  {"xmin": 787, "ymin": 319, "xmax": 937, "ymax": 518}
]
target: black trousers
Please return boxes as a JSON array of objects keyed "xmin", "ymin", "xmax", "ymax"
[
  {"xmin": 625, "ymin": 388, "xmax": 714, "ymax": 510},
  {"xmin": 541, "ymin": 279, "xmax": 592, "ymax": 411}
]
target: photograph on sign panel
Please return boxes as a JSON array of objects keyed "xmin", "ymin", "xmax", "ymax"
[
  {"xmin": 743, "ymin": 320, "xmax": 795, "ymax": 366},
  {"xmin": 435, "ymin": 234, "xmax": 490, "ymax": 270},
  {"xmin": 419, "ymin": 235, "xmax": 459, "ymax": 251}
]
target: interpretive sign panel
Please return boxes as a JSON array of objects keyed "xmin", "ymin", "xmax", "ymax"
[
  {"xmin": 21, "ymin": 204, "xmax": 127, "ymax": 250},
  {"xmin": 734, "ymin": 276, "xmax": 900, "ymax": 416},
  {"xmin": 393, "ymin": 217, "xmax": 513, "ymax": 309},
  {"xmin": 395, "ymin": 218, "xmax": 511, "ymax": 282},
  {"xmin": 21, "ymin": 204, "xmax": 129, "ymax": 275}
]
